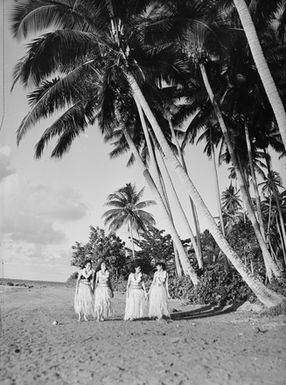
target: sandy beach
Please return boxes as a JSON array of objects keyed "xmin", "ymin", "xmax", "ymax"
[{"xmin": 0, "ymin": 284, "xmax": 285, "ymax": 385}]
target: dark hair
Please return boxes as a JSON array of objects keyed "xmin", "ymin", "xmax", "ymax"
[
  {"xmin": 156, "ymin": 261, "xmax": 166, "ymax": 271},
  {"xmin": 131, "ymin": 262, "xmax": 142, "ymax": 273},
  {"xmin": 82, "ymin": 259, "xmax": 92, "ymax": 268},
  {"xmin": 100, "ymin": 261, "xmax": 108, "ymax": 268}
]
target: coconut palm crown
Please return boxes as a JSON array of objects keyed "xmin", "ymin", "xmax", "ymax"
[{"xmin": 103, "ymin": 183, "xmax": 156, "ymax": 258}]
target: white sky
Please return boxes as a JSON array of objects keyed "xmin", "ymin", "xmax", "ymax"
[{"xmin": 0, "ymin": 1, "xmax": 285, "ymax": 282}]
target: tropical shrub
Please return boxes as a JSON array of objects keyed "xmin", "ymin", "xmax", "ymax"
[
  {"xmin": 169, "ymin": 264, "xmax": 252, "ymax": 305},
  {"xmin": 70, "ymin": 226, "xmax": 128, "ymax": 279}
]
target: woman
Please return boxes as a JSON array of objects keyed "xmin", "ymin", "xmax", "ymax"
[
  {"xmin": 94, "ymin": 262, "xmax": 113, "ymax": 321},
  {"xmin": 74, "ymin": 260, "xmax": 95, "ymax": 322},
  {"xmin": 148, "ymin": 262, "xmax": 170, "ymax": 320},
  {"xmin": 124, "ymin": 264, "xmax": 147, "ymax": 321}
]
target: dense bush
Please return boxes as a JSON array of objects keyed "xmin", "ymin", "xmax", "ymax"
[
  {"xmin": 70, "ymin": 226, "xmax": 128, "ymax": 279},
  {"xmin": 169, "ymin": 264, "xmax": 253, "ymax": 305}
]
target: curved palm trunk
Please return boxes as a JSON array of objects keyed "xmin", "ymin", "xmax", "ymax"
[
  {"xmin": 199, "ymin": 63, "xmax": 280, "ymax": 281},
  {"xmin": 129, "ymin": 219, "xmax": 136, "ymax": 259},
  {"xmin": 127, "ymin": 72, "xmax": 285, "ymax": 307},
  {"xmin": 122, "ymin": 127, "xmax": 199, "ymax": 285},
  {"xmin": 244, "ymin": 123, "xmax": 265, "ymax": 238},
  {"xmin": 233, "ymin": 0, "xmax": 286, "ymax": 149},
  {"xmin": 264, "ymin": 152, "xmax": 286, "ymax": 261},
  {"xmin": 210, "ymin": 140, "xmax": 230, "ymax": 271},
  {"xmin": 168, "ymin": 118, "xmax": 203, "ymax": 269},
  {"xmin": 135, "ymin": 99, "xmax": 182, "ymax": 277},
  {"xmin": 276, "ymin": 215, "xmax": 286, "ymax": 265},
  {"xmin": 158, "ymin": 164, "xmax": 183, "ymax": 277},
  {"xmin": 156, "ymin": 163, "xmax": 183, "ymax": 277},
  {"xmin": 155, "ymin": 145, "xmax": 203, "ymax": 269},
  {"xmin": 134, "ymin": 97, "xmax": 163, "ymax": 195},
  {"xmin": 173, "ymin": 246, "xmax": 183, "ymax": 277},
  {"xmin": 210, "ymin": 136, "xmax": 225, "ymax": 236}
]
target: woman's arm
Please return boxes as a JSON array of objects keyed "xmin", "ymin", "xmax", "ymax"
[
  {"xmin": 91, "ymin": 270, "xmax": 95, "ymax": 291},
  {"xmin": 142, "ymin": 281, "xmax": 148, "ymax": 296},
  {"xmin": 95, "ymin": 271, "xmax": 99, "ymax": 286},
  {"xmin": 148, "ymin": 273, "xmax": 156, "ymax": 294},
  {"xmin": 75, "ymin": 270, "xmax": 81, "ymax": 292},
  {"xmin": 126, "ymin": 274, "xmax": 131, "ymax": 296},
  {"xmin": 107, "ymin": 271, "xmax": 114, "ymax": 297},
  {"xmin": 166, "ymin": 273, "xmax": 170, "ymax": 298}
]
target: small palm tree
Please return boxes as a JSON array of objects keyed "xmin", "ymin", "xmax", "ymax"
[
  {"xmin": 222, "ymin": 184, "xmax": 243, "ymax": 216},
  {"xmin": 103, "ymin": 183, "xmax": 156, "ymax": 259},
  {"xmin": 222, "ymin": 184, "xmax": 243, "ymax": 235}
]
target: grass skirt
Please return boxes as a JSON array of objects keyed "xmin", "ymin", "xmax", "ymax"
[
  {"xmin": 94, "ymin": 285, "xmax": 113, "ymax": 320},
  {"xmin": 74, "ymin": 282, "xmax": 94, "ymax": 317},
  {"xmin": 148, "ymin": 285, "xmax": 170, "ymax": 319},
  {"xmin": 124, "ymin": 288, "xmax": 147, "ymax": 320}
]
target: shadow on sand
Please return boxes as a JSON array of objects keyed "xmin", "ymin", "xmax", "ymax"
[{"xmin": 170, "ymin": 302, "xmax": 243, "ymax": 321}]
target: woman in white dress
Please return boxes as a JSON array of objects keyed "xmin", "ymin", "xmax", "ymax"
[
  {"xmin": 148, "ymin": 262, "xmax": 170, "ymax": 320},
  {"xmin": 74, "ymin": 260, "xmax": 95, "ymax": 322},
  {"xmin": 124, "ymin": 264, "xmax": 147, "ymax": 321},
  {"xmin": 94, "ymin": 262, "xmax": 113, "ymax": 321}
]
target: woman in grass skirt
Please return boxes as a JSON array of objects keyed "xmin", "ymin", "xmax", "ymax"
[
  {"xmin": 148, "ymin": 262, "xmax": 170, "ymax": 320},
  {"xmin": 74, "ymin": 260, "xmax": 95, "ymax": 322},
  {"xmin": 94, "ymin": 262, "xmax": 113, "ymax": 321},
  {"xmin": 124, "ymin": 264, "xmax": 147, "ymax": 321}
]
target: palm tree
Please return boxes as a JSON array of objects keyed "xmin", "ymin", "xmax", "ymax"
[
  {"xmin": 260, "ymin": 153, "xmax": 286, "ymax": 259},
  {"xmin": 11, "ymin": 0, "xmax": 285, "ymax": 307},
  {"xmin": 103, "ymin": 183, "xmax": 155, "ymax": 259},
  {"xmin": 232, "ymin": 0, "xmax": 286, "ymax": 149},
  {"xmin": 105, "ymin": 86, "xmax": 198, "ymax": 281},
  {"xmin": 145, "ymin": 0, "xmax": 282, "ymax": 279},
  {"xmin": 221, "ymin": 184, "xmax": 244, "ymax": 235}
]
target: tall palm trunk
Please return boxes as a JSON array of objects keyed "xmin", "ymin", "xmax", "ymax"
[
  {"xmin": 264, "ymin": 151, "xmax": 286, "ymax": 261},
  {"xmin": 276, "ymin": 216, "xmax": 286, "ymax": 266},
  {"xmin": 155, "ymin": 145, "xmax": 203, "ymax": 269},
  {"xmin": 135, "ymin": 98, "xmax": 182, "ymax": 277},
  {"xmin": 210, "ymin": 139, "xmax": 230, "ymax": 271},
  {"xmin": 157, "ymin": 161, "xmax": 183, "ymax": 277},
  {"xmin": 122, "ymin": 127, "xmax": 199, "ymax": 285},
  {"xmin": 233, "ymin": 0, "xmax": 286, "ymax": 149},
  {"xmin": 134, "ymin": 97, "xmax": 163, "ymax": 195},
  {"xmin": 129, "ymin": 219, "xmax": 136, "ymax": 259},
  {"xmin": 199, "ymin": 63, "xmax": 280, "ymax": 280},
  {"xmin": 156, "ymin": 159, "xmax": 183, "ymax": 277},
  {"xmin": 126, "ymin": 72, "xmax": 285, "ymax": 307},
  {"xmin": 244, "ymin": 123, "xmax": 265, "ymax": 238},
  {"xmin": 168, "ymin": 118, "xmax": 203, "ymax": 268},
  {"xmin": 210, "ymin": 134, "xmax": 225, "ymax": 236}
]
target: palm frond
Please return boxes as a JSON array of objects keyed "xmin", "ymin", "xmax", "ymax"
[
  {"xmin": 13, "ymin": 30, "xmax": 97, "ymax": 87},
  {"xmin": 11, "ymin": 0, "xmax": 103, "ymax": 39},
  {"xmin": 17, "ymin": 60, "xmax": 97, "ymax": 143},
  {"xmin": 34, "ymin": 102, "xmax": 88, "ymax": 158}
]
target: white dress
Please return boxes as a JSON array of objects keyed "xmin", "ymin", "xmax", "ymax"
[
  {"xmin": 74, "ymin": 269, "xmax": 94, "ymax": 317},
  {"xmin": 94, "ymin": 270, "xmax": 113, "ymax": 320},
  {"xmin": 124, "ymin": 272, "xmax": 147, "ymax": 320},
  {"xmin": 148, "ymin": 270, "xmax": 170, "ymax": 319}
]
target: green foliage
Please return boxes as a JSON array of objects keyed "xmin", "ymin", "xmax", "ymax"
[
  {"xmin": 169, "ymin": 264, "xmax": 252, "ymax": 305},
  {"xmin": 199, "ymin": 229, "xmax": 220, "ymax": 264},
  {"xmin": 103, "ymin": 183, "xmax": 156, "ymax": 233},
  {"xmin": 227, "ymin": 219, "xmax": 265, "ymax": 279},
  {"xmin": 133, "ymin": 225, "xmax": 175, "ymax": 271},
  {"xmin": 70, "ymin": 226, "xmax": 128, "ymax": 279}
]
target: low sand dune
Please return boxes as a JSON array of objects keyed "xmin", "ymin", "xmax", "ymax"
[{"xmin": 0, "ymin": 285, "xmax": 285, "ymax": 385}]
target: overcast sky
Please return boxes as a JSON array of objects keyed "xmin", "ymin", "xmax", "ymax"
[{"xmin": 1, "ymin": 1, "xmax": 285, "ymax": 282}]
